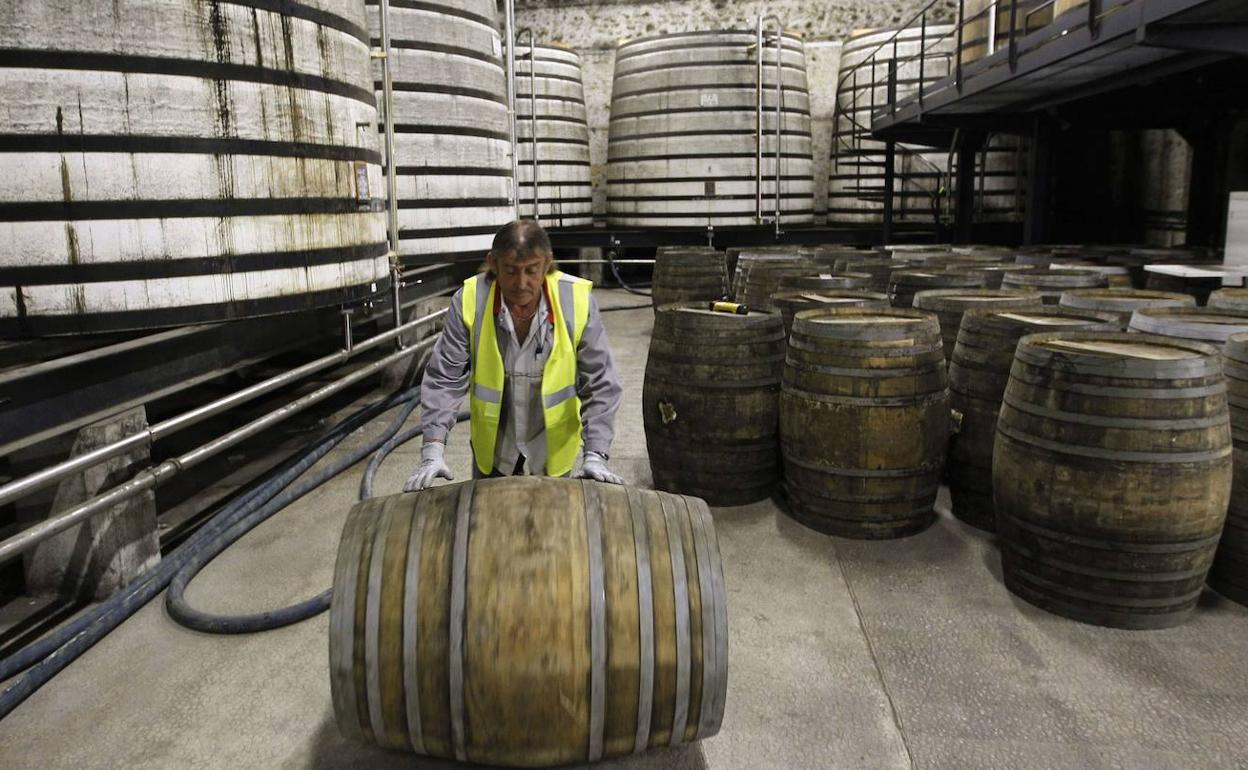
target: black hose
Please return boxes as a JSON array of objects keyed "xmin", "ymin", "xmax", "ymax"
[
  {"xmin": 601, "ymin": 303, "xmax": 652, "ymax": 312},
  {"xmin": 607, "ymin": 250, "xmax": 652, "ymax": 297},
  {"xmin": 0, "ymin": 388, "xmax": 418, "ymax": 717}
]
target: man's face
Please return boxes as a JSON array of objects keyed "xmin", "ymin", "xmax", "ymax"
[{"xmin": 491, "ymin": 250, "xmax": 550, "ymax": 307}]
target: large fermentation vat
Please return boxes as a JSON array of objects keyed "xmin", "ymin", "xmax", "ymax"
[
  {"xmin": 1, "ymin": 0, "xmax": 389, "ymax": 336},
  {"xmin": 607, "ymin": 29, "xmax": 816, "ymax": 228},
  {"xmin": 367, "ymin": 0, "xmax": 513, "ymax": 262}
]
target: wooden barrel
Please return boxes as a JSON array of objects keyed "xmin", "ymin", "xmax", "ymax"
[
  {"xmin": 798, "ymin": 246, "xmax": 870, "ymax": 265},
  {"xmin": 772, "ymin": 289, "xmax": 890, "ymax": 336},
  {"xmin": 735, "ymin": 259, "xmax": 817, "ymax": 311},
  {"xmin": 947, "ymin": 309, "xmax": 1119, "ymax": 531},
  {"xmin": 961, "ymin": 1, "xmax": 1052, "ymax": 65},
  {"xmin": 607, "ymin": 30, "xmax": 814, "ymax": 227},
  {"xmin": 833, "ymin": 258, "xmax": 895, "ymax": 292},
  {"xmin": 912, "ymin": 289, "xmax": 1044, "ymax": 362},
  {"xmin": 514, "ymin": 44, "xmax": 593, "ymax": 228},
  {"xmin": 730, "ymin": 250, "xmax": 804, "ymax": 297},
  {"xmin": 1059, "ymin": 288, "xmax": 1195, "ymax": 327},
  {"xmin": 829, "ymin": 27, "xmax": 954, "ymax": 224},
  {"xmin": 780, "ymin": 307, "xmax": 950, "ymax": 538},
  {"xmin": 329, "ymin": 477, "xmax": 728, "ymax": 765},
  {"xmin": 1000, "ymin": 268, "xmax": 1107, "ymax": 304},
  {"xmin": 0, "ymin": 0, "xmax": 389, "ymax": 337},
  {"xmin": 1128, "ymin": 307, "xmax": 1248, "ymax": 348},
  {"xmin": 1211, "ymin": 332, "xmax": 1248, "ymax": 605},
  {"xmin": 1208, "ymin": 289, "xmax": 1248, "ymax": 312},
  {"xmin": 643, "ymin": 305, "xmax": 786, "ymax": 505},
  {"xmin": 369, "ymin": 0, "xmax": 514, "ymax": 263},
  {"xmin": 888, "ymin": 270, "xmax": 987, "ymax": 308},
  {"xmin": 946, "ymin": 262, "xmax": 1036, "ymax": 289},
  {"xmin": 1054, "ymin": 0, "xmax": 1090, "ymax": 17},
  {"xmin": 1049, "ymin": 262, "xmax": 1134, "ymax": 287},
  {"xmin": 651, "ymin": 250, "xmax": 728, "ymax": 308},
  {"xmin": 777, "ymin": 272, "xmax": 873, "ymax": 293},
  {"xmin": 993, "ymin": 332, "xmax": 1231, "ymax": 629}
]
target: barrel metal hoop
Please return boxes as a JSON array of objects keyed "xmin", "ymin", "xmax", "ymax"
[
  {"xmin": 646, "ymin": 372, "xmax": 783, "ymax": 390},
  {"xmin": 626, "ymin": 487, "xmax": 655, "ymax": 754},
  {"xmin": 781, "ymin": 451, "xmax": 945, "ymax": 480},
  {"xmin": 329, "ymin": 502, "xmax": 370, "ymax": 741},
  {"xmin": 1001, "ymin": 391, "xmax": 1230, "ymax": 431},
  {"xmin": 660, "ymin": 493, "xmax": 691, "ymax": 745},
  {"xmin": 700, "ymin": 501, "xmax": 729, "ymax": 736},
  {"xmin": 402, "ymin": 498, "xmax": 428, "ymax": 754},
  {"xmin": 449, "ymin": 483, "xmax": 475, "ymax": 762},
  {"xmin": 1007, "ymin": 370, "xmax": 1227, "ymax": 400},
  {"xmin": 1001, "ymin": 537, "xmax": 1216, "ymax": 583},
  {"xmin": 995, "ymin": 420, "xmax": 1232, "ymax": 464},
  {"xmin": 781, "ymin": 360, "xmax": 946, "ymax": 379},
  {"xmin": 365, "ymin": 500, "xmax": 397, "ymax": 747},
  {"xmin": 1006, "ymin": 561, "xmax": 1207, "ymax": 609},
  {"xmin": 583, "ymin": 482, "xmax": 608, "ymax": 762},
  {"xmin": 997, "ymin": 510, "xmax": 1225, "ymax": 555},
  {"xmin": 781, "ymin": 385, "xmax": 949, "ymax": 408},
  {"xmin": 686, "ymin": 496, "xmax": 717, "ymax": 740}
]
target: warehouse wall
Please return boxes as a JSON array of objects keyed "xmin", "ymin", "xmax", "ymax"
[{"xmin": 514, "ymin": 0, "xmax": 957, "ymax": 222}]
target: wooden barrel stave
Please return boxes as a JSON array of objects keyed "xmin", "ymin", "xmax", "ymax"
[
  {"xmin": 330, "ymin": 478, "xmax": 728, "ymax": 765},
  {"xmin": 993, "ymin": 332, "xmax": 1231, "ymax": 628},
  {"xmin": 1209, "ymin": 333, "xmax": 1248, "ymax": 605}
]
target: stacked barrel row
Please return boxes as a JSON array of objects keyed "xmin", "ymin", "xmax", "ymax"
[{"xmin": 644, "ymin": 240, "xmax": 1248, "ymax": 631}]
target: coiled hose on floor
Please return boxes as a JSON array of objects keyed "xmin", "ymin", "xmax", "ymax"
[{"xmin": 0, "ymin": 367, "xmax": 463, "ymax": 717}]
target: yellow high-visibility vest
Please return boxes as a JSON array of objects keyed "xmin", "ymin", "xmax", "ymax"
[{"xmin": 461, "ymin": 270, "xmax": 591, "ymax": 476}]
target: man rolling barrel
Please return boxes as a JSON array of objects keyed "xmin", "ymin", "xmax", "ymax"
[{"xmin": 405, "ymin": 220, "xmax": 625, "ymax": 490}]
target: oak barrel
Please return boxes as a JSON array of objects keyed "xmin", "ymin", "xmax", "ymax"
[
  {"xmin": 329, "ymin": 478, "xmax": 728, "ymax": 766},
  {"xmin": 912, "ymin": 288, "xmax": 1044, "ymax": 363},
  {"xmin": 1208, "ymin": 289, "xmax": 1248, "ymax": 313},
  {"xmin": 1128, "ymin": 307, "xmax": 1248, "ymax": 348},
  {"xmin": 1000, "ymin": 269, "xmax": 1107, "ymax": 304},
  {"xmin": 651, "ymin": 250, "xmax": 728, "ymax": 308},
  {"xmin": 734, "ymin": 258, "xmax": 816, "ymax": 312},
  {"xmin": 772, "ymin": 289, "xmax": 890, "ymax": 336},
  {"xmin": 777, "ymin": 272, "xmax": 874, "ymax": 293},
  {"xmin": 946, "ymin": 262, "xmax": 1036, "ymax": 289},
  {"xmin": 946, "ymin": 309, "xmax": 1119, "ymax": 531},
  {"xmin": 888, "ymin": 270, "xmax": 987, "ymax": 309},
  {"xmin": 1211, "ymin": 332, "xmax": 1248, "ymax": 605},
  {"xmin": 836, "ymin": 258, "xmax": 896, "ymax": 292},
  {"xmin": 780, "ymin": 307, "xmax": 950, "ymax": 538},
  {"xmin": 1058, "ymin": 288, "xmax": 1195, "ymax": 327},
  {"xmin": 993, "ymin": 332, "xmax": 1231, "ymax": 628},
  {"xmin": 644, "ymin": 305, "xmax": 786, "ymax": 505}
]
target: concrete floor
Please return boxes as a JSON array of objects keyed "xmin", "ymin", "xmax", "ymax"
[{"xmin": 3, "ymin": 289, "xmax": 1248, "ymax": 769}]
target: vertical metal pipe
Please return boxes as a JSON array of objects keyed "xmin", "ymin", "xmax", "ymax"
[
  {"xmin": 517, "ymin": 29, "xmax": 539, "ymax": 222},
  {"xmin": 956, "ymin": 0, "xmax": 965, "ymax": 90},
  {"xmin": 505, "ymin": 0, "xmax": 520, "ymax": 219},
  {"xmin": 755, "ymin": 16, "xmax": 764, "ymax": 225},
  {"xmin": 376, "ymin": 0, "xmax": 405, "ymax": 347},
  {"xmin": 768, "ymin": 17, "xmax": 782, "ymax": 238},
  {"xmin": 987, "ymin": 0, "xmax": 998, "ymax": 56}
]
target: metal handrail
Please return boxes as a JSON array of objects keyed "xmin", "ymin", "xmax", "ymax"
[
  {"xmin": 753, "ymin": 15, "xmax": 786, "ymax": 237},
  {"xmin": 0, "ymin": 308, "xmax": 447, "ymax": 511},
  {"xmin": 514, "ymin": 28, "xmax": 540, "ymax": 222}
]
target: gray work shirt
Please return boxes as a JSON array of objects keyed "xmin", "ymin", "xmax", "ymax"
[{"xmin": 420, "ymin": 275, "xmax": 622, "ymax": 474}]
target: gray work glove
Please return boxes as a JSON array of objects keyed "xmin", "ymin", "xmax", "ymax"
[
  {"xmin": 403, "ymin": 442, "xmax": 454, "ymax": 492},
  {"xmin": 573, "ymin": 451, "xmax": 625, "ymax": 485}
]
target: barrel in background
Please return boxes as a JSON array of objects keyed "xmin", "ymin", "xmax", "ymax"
[
  {"xmin": 780, "ymin": 307, "xmax": 950, "ymax": 538},
  {"xmin": 772, "ymin": 289, "xmax": 890, "ymax": 336},
  {"xmin": 368, "ymin": 0, "xmax": 513, "ymax": 264},
  {"xmin": 1128, "ymin": 307, "xmax": 1248, "ymax": 348},
  {"xmin": 0, "ymin": 0, "xmax": 389, "ymax": 336},
  {"xmin": 1000, "ymin": 268, "xmax": 1107, "ymax": 304},
  {"xmin": 912, "ymin": 289, "xmax": 1044, "ymax": 362},
  {"xmin": 888, "ymin": 270, "xmax": 987, "ymax": 309},
  {"xmin": 1058, "ymin": 288, "xmax": 1195, "ymax": 328},
  {"xmin": 946, "ymin": 309, "xmax": 1119, "ymax": 531},
  {"xmin": 644, "ymin": 305, "xmax": 786, "ymax": 505},
  {"xmin": 993, "ymin": 332, "xmax": 1231, "ymax": 629},
  {"xmin": 651, "ymin": 249, "xmax": 729, "ymax": 308},
  {"xmin": 608, "ymin": 30, "xmax": 815, "ymax": 227},
  {"xmin": 514, "ymin": 44, "xmax": 593, "ymax": 228},
  {"xmin": 1208, "ymin": 289, "xmax": 1248, "ymax": 313},
  {"xmin": 329, "ymin": 478, "xmax": 728, "ymax": 765}
]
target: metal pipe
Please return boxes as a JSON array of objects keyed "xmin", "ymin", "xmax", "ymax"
[
  {"xmin": 755, "ymin": 16, "xmax": 764, "ymax": 225},
  {"xmin": 504, "ymin": 0, "xmax": 520, "ymax": 218},
  {"xmin": 0, "ymin": 336, "xmax": 439, "ymax": 565},
  {"xmin": 0, "ymin": 308, "xmax": 447, "ymax": 510},
  {"xmin": 987, "ymin": 0, "xmax": 998, "ymax": 56},
  {"xmin": 376, "ymin": 0, "xmax": 400, "ymax": 257},
  {"xmin": 763, "ymin": 15, "xmax": 784, "ymax": 238},
  {"xmin": 390, "ymin": 263, "xmax": 405, "ymax": 350},
  {"xmin": 516, "ymin": 28, "xmax": 540, "ymax": 222}
]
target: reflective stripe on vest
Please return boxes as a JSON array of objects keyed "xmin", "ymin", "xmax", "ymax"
[{"xmin": 461, "ymin": 271, "xmax": 591, "ymax": 476}]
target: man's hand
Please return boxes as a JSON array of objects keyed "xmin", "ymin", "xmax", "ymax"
[
  {"xmin": 573, "ymin": 451, "xmax": 625, "ymax": 485},
  {"xmin": 403, "ymin": 442, "xmax": 454, "ymax": 492}
]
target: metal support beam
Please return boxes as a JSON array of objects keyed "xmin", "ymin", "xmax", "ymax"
[
  {"xmin": 953, "ymin": 131, "xmax": 986, "ymax": 242},
  {"xmin": 1185, "ymin": 120, "xmax": 1233, "ymax": 248},
  {"xmin": 1024, "ymin": 116, "xmax": 1055, "ymax": 244},
  {"xmin": 1139, "ymin": 23, "xmax": 1248, "ymax": 56}
]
